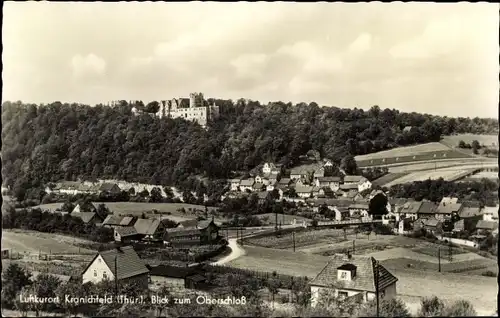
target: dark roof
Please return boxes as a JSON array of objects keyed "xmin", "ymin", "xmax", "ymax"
[
  {"xmin": 115, "ymin": 226, "xmax": 139, "ymax": 237},
  {"xmin": 400, "ymin": 201, "xmax": 423, "ymax": 214},
  {"xmin": 102, "ymin": 215, "xmax": 124, "ymax": 226},
  {"xmin": 318, "ymin": 176, "xmax": 341, "ymax": 182},
  {"xmin": 178, "ymin": 219, "xmax": 198, "ymax": 228},
  {"xmin": 197, "ymin": 219, "xmax": 217, "ymax": 229},
  {"xmin": 134, "ymin": 219, "xmax": 161, "ymax": 235},
  {"xmin": 187, "ymin": 273, "xmax": 206, "ymax": 282},
  {"xmin": 417, "ymin": 202, "xmax": 438, "ymax": 214},
  {"xmin": 253, "ymin": 183, "xmax": 265, "ymax": 190},
  {"xmin": 149, "ymin": 265, "xmax": 197, "ymax": 278},
  {"xmin": 311, "ymin": 255, "xmax": 398, "ymax": 292},
  {"xmin": 165, "ymin": 228, "xmax": 201, "ymax": 238},
  {"xmin": 85, "ymin": 246, "xmax": 149, "ymax": 280},
  {"xmin": 100, "ymin": 183, "xmax": 120, "ymax": 192},
  {"xmin": 72, "ymin": 212, "xmax": 98, "ymax": 224},
  {"xmin": 340, "ymin": 184, "xmax": 359, "ymax": 190}
]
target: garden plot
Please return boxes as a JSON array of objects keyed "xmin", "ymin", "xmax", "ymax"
[
  {"xmin": 383, "ymin": 169, "xmax": 473, "ymax": 187},
  {"xmin": 246, "ymin": 229, "xmax": 348, "ymax": 249}
]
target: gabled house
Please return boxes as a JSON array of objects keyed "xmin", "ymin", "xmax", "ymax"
[
  {"xmin": 343, "ymin": 176, "xmax": 372, "ymax": 192},
  {"xmin": 313, "ymin": 167, "xmax": 325, "ymax": 179},
  {"xmin": 310, "ymin": 254, "xmax": 398, "ymax": 307},
  {"xmin": 278, "ymin": 178, "xmax": 291, "ymax": 187},
  {"xmin": 177, "ymin": 219, "xmax": 198, "ymax": 229},
  {"xmin": 348, "ymin": 204, "xmax": 370, "ymax": 219},
  {"xmin": 239, "ymin": 179, "xmax": 255, "ymax": 192},
  {"xmin": 475, "ymin": 220, "xmax": 499, "ymax": 236},
  {"xmin": 295, "ymin": 186, "xmax": 314, "ymax": 198},
  {"xmin": 262, "ymin": 162, "xmax": 281, "ymax": 175},
  {"xmin": 82, "ymin": 246, "xmax": 150, "ymax": 289},
  {"xmin": 315, "ymin": 177, "xmax": 341, "ymax": 191},
  {"xmin": 120, "ymin": 216, "xmax": 137, "ymax": 227},
  {"xmin": 114, "ymin": 226, "xmax": 142, "ymax": 243},
  {"xmin": 164, "ymin": 218, "xmax": 220, "ymax": 246},
  {"xmin": 422, "ymin": 218, "xmax": 443, "ymax": 235},
  {"xmin": 72, "ymin": 212, "xmax": 104, "ymax": 225},
  {"xmin": 416, "ymin": 202, "xmax": 439, "ymax": 219},
  {"xmin": 102, "ymin": 215, "xmax": 125, "ymax": 229},
  {"xmin": 480, "ymin": 205, "xmax": 499, "ymax": 222},
  {"xmin": 134, "ymin": 218, "xmax": 165, "ymax": 240},
  {"xmin": 228, "ymin": 179, "xmax": 241, "ymax": 192},
  {"xmin": 339, "ymin": 184, "xmax": 359, "ymax": 192},
  {"xmin": 435, "ymin": 202, "xmax": 462, "ymax": 220},
  {"xmin": 254, "ymin": 175, "xmax": 270, "ymax": 185},
  {"xmin": 72, "ymin": 201, "xmax": 96, "ymax": 214},
  {"xmin": 99, "ymin": 183, "xmax": 122, "ymax": 195},
  {"xmin": 397, "ymin": 201, "xmax": 422, "ymax": 221}
]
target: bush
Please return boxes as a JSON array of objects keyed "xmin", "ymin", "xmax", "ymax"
[{"xmin": 481, "ymin": 270, "xmax": 496, "ymax": 277}]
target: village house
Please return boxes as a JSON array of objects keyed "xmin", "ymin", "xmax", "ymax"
[
  {"xmin": 422, "ymin": 218, "xmax": 443, "ymax": 235},
  {"xmin": 134, "ymin": 218, "xmax": 165, "ymax": 240},
  {"xmin": 278, "ymin": 178, "xmax": 291, "ymax": 187},
  {"xmin": 253, "ymin": 182, "xmax": 265, "ymax": 192},
  {"xmin": 416, "ymin": 202, "xmax": 439, "ymax": 220},
  {"xmin": 310, "ymin": 254, "xmax": 398, "ymax": 307},
  {"xmin": 388, "ymin": 198, "xmax": 408, "ymax": 215},
  {"xmin": 82, "ymin": 246, "xmax": 150, "ymax": 289},
  {"xmin": 480, "ymin": 205, "xmax": 499, "ymax": 222},
  {"xmin": 71, "ymin": 211, "xmax": 104, "ymax": 225},
  {"xmin": 396, "ymin": 201, "xmax": 422, "ymax": 221},
  {"xmin": 228, "ymin": 179, "xmax": 241, "ymax": 191},
  {"xmin": 163, "ymin": 219, "xmax": 220, "ymax": 246},
  {"xmin": 318, "ymin": 187, "xmax": 335, "ymax": 198},
  {"xmin": 148, "ymin": 264, "xmax": 207, "ymax": 291},
  {"xmin": 99, "ymin": 183, "xmax": 122, "ymax": 196},
  {"xmin": 114, "ymin": 226, "xmax": 143, "ymax": 243},
  {"xmin": 475, "ymin": 220, "xmax": 499, "ymax": 236},
  {"xmin": 239, "ymin": 179, "xmax": 255, "ymax": 192},
  {"xmin": 348, "ymin": 204, "xmax": 370, "ymax": 219},
  {"xmin": 72, "ymin": 201, "xmax": 97, "ymax": 214},
  {"xmin": 266, "ymin": 180, "xmax": 277, "ymax": 192},
  {"xmin": 262, "ymin": 162, "xmax": 282, "ymax": 175},
  {"xmin": 46, "ymin": 181, "xmax": 99, "ymax": 196},
  {"xmin": 314, "ymin": 177, "xmax": 341, "ymax": 191},
  {"xmin": 343, "ymin": 176, "xmax": 372, "ymax": 193},
  {"xmin": 313, "ymin": 167, "xmax": 325, "ymax": 179},
  {"xmin": 339, "ymin": 183, "xmax": 359, "ymax": 194},
  {"xmin": 309, "ymin": 198, "xmax": 353, "ymax": 213},
  {"xmin": 295, "ymin": 185, "xmax": 314, "ymax": 198},
  {"xmin": 434, "ymin": 201, "xmax": 462, "ymax": 220},
  {"xmin": 102, "ymin": 215, "xmax": 136, "ymax": 229},
  {"xmin": 177, "ymin": 219, "xmax": 199, "ymax": 229}
]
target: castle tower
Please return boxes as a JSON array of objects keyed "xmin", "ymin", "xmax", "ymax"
[{"xmin": 189, "ymin": 93, "xmax": 196, "ymax": 108}]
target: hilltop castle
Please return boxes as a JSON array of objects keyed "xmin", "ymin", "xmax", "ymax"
[{"xmin": 124, "ymin": 93, "xmax": 218, "ymax": 128}]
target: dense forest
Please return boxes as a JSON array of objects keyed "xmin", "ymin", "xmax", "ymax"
[{"xmin": 2, "ymin": 100, "xmax": 498, "ymax": 198}]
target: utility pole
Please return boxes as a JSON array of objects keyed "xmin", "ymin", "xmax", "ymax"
[
  {"xmin": 240, "ymin": 227, "xmax": 244, "ymax": 246},
  {"xmin": 353, "ymin": 240, "xmax": 356, "ymax": 254},
  {"xmin": 114, "ymin": 256, "xmax": 118, "ymax": 298},
  {"xmin": 375, "ymin": 260, "xmax": 380, "ymax": 317},
  {"xmin": 449, "ymin": 240, "xmax": 453, "ymax": 262},
  {"xmin": 293, "ymin": 231, "xmax": 296, "ymax": 252},
  {"xmin": 438, "ymin": 247, "xmax": 441, "ymax": 272}
]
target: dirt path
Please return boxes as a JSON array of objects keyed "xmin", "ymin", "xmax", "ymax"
[{"xmin": 211, "ymin": 239, "xmax": 246, "ymax": 265}]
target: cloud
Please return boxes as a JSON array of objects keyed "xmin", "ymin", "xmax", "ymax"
[{"xmin": 71, "ymin": 53, "xmax": 106, "ymax": 80}]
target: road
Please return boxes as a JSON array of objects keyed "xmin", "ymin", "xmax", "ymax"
[{"xmin": 211, "ymin": 239, "xmax": 246, "ymax": 265}]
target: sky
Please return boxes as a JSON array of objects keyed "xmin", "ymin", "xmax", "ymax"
[{"xmin": 2, "ymin": 2, "xmax": 499, "ymax": 118}]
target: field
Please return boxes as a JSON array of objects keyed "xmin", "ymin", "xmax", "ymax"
[
  {"xmin": 2, "ymin": 229, "xmax": 96, "ymax": 255},
  {"xmin": 441, "ymin": 134, "xmax": 498, "ymax": 148},
  {"xmin": 246, "ymin": 229, "xmax": 348, "ymax": 249},
  {"xmin": 254, "ymin": 213, "xmax": 312, "ymax": 225},
  {"xmin": 387, "ymin": 160, "xmax": 497, "ymax": 173},
  {"xmin": 460, "ymin": 171, "xmax": 498, "ymax": 181},
  {"xmin": 382, "ymin": 168, "xmax": 477, "ymax": 187},
  {"xmin": 33, "ymin": 202, "xmax": 227, "ymax": 223},
  {"xmin": 355, "ymin": 142, "xmax": 451, "ymax": 161}
]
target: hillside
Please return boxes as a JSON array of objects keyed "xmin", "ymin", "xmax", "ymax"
[{"xmin": 2, "ymin": 100, "xmax": 498, "ymax": 201}]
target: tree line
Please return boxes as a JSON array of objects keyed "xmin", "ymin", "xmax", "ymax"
[
  {"xmin": 387, "ymin": 178, "xmax": 498, "ymax": 206},
  {"xmin": 2, "ymin": 100, "xmax": 497, "ymax": 200}
]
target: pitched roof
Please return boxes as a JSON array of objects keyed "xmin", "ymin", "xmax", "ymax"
[
  {"xmin": 165, "ymin": 228, "xmax": 201, "ymax": 238},
  {"xmin": 115, "ymin": 226, "xmax": 139, "ymax": 237},
  {"xmin": 253, "ymin": 183, "xmax": 265, "ymax": 190},
  {"xmin": 459, "ymin": 207, "xmax": 482, "ymax": 219},
  {"xmin": 346, "ymin": 190, "xmax": 359, "ymax": 198},
  {"xmin": 317, "ymin": 176, "xmax": 341, "ymax": 183},
  {"xmin": 102, "ymin": 215, "xmax": 124, "ymax": 226},
  {"xmin": 476, "ymin": 220, "xmax": 498, "ymax": 230},
  {"xmin": 389, "ymin": 198, "xmax": 408, "ymax": 206},
  {"xmin": 197, "ymin": 219, "xmax": 217, "ymax": 229},
  {"xmin": 240, "ymin": 179, "xmax": 255, "ymax": 186},
  {"xmin": 93, "ymin": 246, "xmax": 149, "ymax": 280},
  {"xmin": 134, "ymin": 219, "xmax": 161, "ymax": 235},
  {"xmin": 343, "ymin": 175, "xmax": 365, "ymax": 183},
  {"xmin": 229, "ymin": 179, "xmax": 241, "ymax": 183},
  {"xmin": 439, "ymin": 197, "xmax": 459, "ymax": 205},
  {"xmin": 417, "ymin": 202, "xmax": 438, "ymax": 214},
  {"xmin": 178, "ymin": 219, "xmax": 198, "ymax": 228},
  {"xmin": 349, "ymin": 204, "xmax": 369, "ymax": 210},
  {"xmin": 149, "ymin": 264, "xmax": 197, "ymax": 278},
  {"xmin": 74, "ymin": 201, "xmax": 96, "ymax": 212},
  {"xmin": 120, "ymin": 216, "xmax": 135, "ymax": 226},
  {"xmin": 100, "ymin": 183, "xmax": 120, "ymax": 192},
  {"xmin": 310, "ymin": 254, "xmax": 398, "ymax": 292},
  {"xmin": 295, "ymin": 186, "xmax": 313, "ymax": 193},
  {"xmin": 72, "ymin": 212, "xmax": 98, "ymax": 224},
  {"xmin": 400, "ymin": 201, "xmax": 423, "ymax": 214},
  {"xmin": 424, "ymin": 218, "xmax": 441, "ymax": 227},
  {"xmin": 340, "ymin": 183, "xmax": 359, "ymax": 190},
  {"xmin": 436, "ymin": 202, "xmax": 462, "ymax": 214}
]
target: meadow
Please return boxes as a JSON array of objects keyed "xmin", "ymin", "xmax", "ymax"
[
  {"xmin": 382, "ymin": 168, "xmax": 477, "ymax": 187},
  {"xmin": 355, "ymin": 142, "xmax": 451, "ymax": 161},
  {"xmin": 440, "ymin": 134, "xmax": 499, "ymax": 148},
  {"xmin": 245, "ymin": 228, "xmax": 348, "ymax": 249}
]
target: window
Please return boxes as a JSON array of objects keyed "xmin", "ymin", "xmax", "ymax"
[
  {"xmin": 103, "ymin": 272, "xmax": 107, "ymax": 279},
  {"xmin": 94, "ymin": 270, "xmax": 97, "ymax": 277}
]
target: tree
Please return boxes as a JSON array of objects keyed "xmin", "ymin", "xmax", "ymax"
[
  {"xmin": 418, "ymin": 296, "xmax": 446, "ymax": 317},
  {"xmin": 163, "ymin": 186, "xmax": 174, "ymax": 198},
  {"xmin": 458, "ymin": 140, "xmax": 466, "ymax": 148},
  {"xmin": 150, "ymin": 187, "xmax": 163, "ymax": 203},
  {"xmin": 340, "ymin": 155, "xmax": 358, "ymax": 175},
  {"xmin": 445, "ymin": 299, "xmax": 477, "ymax": 317},
  {"xmin": 358, "ymin": 298, "xmax": 411, "ymax": 317},
  {"xmin": 368, "ymin": 193, "xmax": 388, "ymax": 219},
  {"xmin": 471, "ymin": 140, "xmax": 480, "ymax": 154},
  {"xmin": 2, "ymin": 264, "xmax": 32, "ymax": 309},
  {"xmin": 96, "ymin": 203, "xmax": 111, "ymax": 218},
  {"xmin": 30, "ymin": 273, "xmax": 62, "ymax": 312}
]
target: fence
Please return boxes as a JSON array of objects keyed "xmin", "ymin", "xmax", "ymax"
[{"xmin": 3, "ymin": 249, "xmax": 93, "ymax": 262}]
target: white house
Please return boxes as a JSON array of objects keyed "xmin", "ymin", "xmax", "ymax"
[
  {"xmin": 82, "ymin": 246, "xmax": 150, "ymax": 289},
  {"xmin": 229, "ymin": 179, "xmax": 241, "ymax": 191},
  {"xmin": 315, "ymin": 177, "xmax": 341, "ymax": 191},
  {"xmin": 295, "ymin": 186, "xmax": 314, "ymax": 198},
  {"xmin": 348, "ymin": 204, "xmax": 370, "ymax": 218},
  {"xmin": 310, "ymin": 254, "xmax": 398, "ymax": 307},
  {"xmin": 262, "ymin": 162, "xmax": 280, "ymax": 175},
  {"xmin": 343, "ymin": 176, "xmax": 372, "ymax": 193},
  {"xmin": 480, "ymin": 205, "xmax": 499, "ymax": 222}
]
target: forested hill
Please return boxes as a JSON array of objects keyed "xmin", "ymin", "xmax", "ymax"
[{"xmin": 1, "ymin": 100, "xmax": 498, "ymax": 195}]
